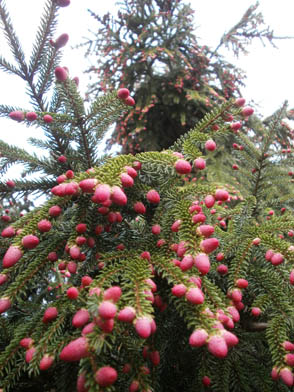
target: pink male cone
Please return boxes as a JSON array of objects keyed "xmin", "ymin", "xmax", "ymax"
[
  {"xmin": 0, "ymin": 297, "xmax": 11, "ymax": 314},
  {"xmin": 53, "ymin": 33, "xmax": 69, "ymax": 49},
  {"xmin": 186, "ymin": 287, "xmax": 204, "ymax": 304},
  {"xmin": 79, "ymin": 178, "xmax": 98, "ymax": 193},
  {"xmin": 72, "ymin": 309, "xmax": 90, "ymax": 328},
  {"xmin": 200, "ymin": 238, "xmax": 219, "ymax": 254},
  {"xmin": 92, "ymin": 184, "xmax": 111, "ymax": 202},
  {"xmin": 204, "ymin": 195, "xmax": 215, "ymax": 208},
  {"xmin": 197, "ymin": 224, "xmax": 214, "ymax": 238},
  {"xmin": 135, "ymin": 317, "xmax": 152, "ymax": 338},
  {"xmin": 3, "ymin": 246, "xmax": 23, "ymax": 268},
  {"xmin": 117, "ymin": 306, "xmax": 136, "ymax": 323},
  {"xmin": 25, "ymin": 347, "xmax": 36, "ymax": 363},
  {"xmin": 59, "ymin": 337, "xmax": 88, "ymax": 361},
  {"xmin": 103, "ymin": 286, "xmax": 122, "ymax": 302},
  {"xmin": 207, "ymin": 335, "xmax": 228, "ymax": 358},
  {"xmin": 189, "ymin": 329, "xmax": 208, "ymax": 347},
  {"xmin": 1, "ymin": 226, "xmax": 15, "ymax": 237},
  {"xmin": 280, "ymin": 367, "xmax": 294, "ymax": 387},
  {"xmin": 221, "ymin": 330, "xmax": 239, "ymax": 347},
  {"xmin": 39, "ymin": 355, "xmax": 54, "ymax": 370},
  {"xmin": 98, "ymin": 301, "xmax": 117, "ymax": 319},
  {"xmin": 55, "ymin": 66, "xmax": 68, "ymax": 82},
  {"xmin": 95, "ymin": 366, "xmax": 118, "ymax": 387},
  {"xmin": 111, "ymin": 186, "xmax": 127, "ymax": 205},
  {"xmin": 0, "ymin": 274, "xmax": 8, "ymax": 285},
  {"xmin": 56, "ymin": 0, "xmax": 71, "ymax": 6},
  {"xmin": 77, "ymin": 373, "xmax": 88, "ymax": 392},
  {"xmin": 194, "ymin": 253, "xmax": 211, "ymax": 275}
]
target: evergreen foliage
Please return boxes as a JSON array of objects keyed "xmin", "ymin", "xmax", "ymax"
[{"xmin": 1, "ymin": 1, "xmax": 294, "ymax": 392}]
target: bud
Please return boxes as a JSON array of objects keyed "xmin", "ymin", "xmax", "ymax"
[
  {"xmin": 51, "ymin": 33, "xmax": 69, "ymax": 49},
  {"xmin": 0, "ymin": 297, "xmax": 11, "ymax": 314},
  {"xmin": 95, "ymin": 366, "xmax": 118, "ymax": 387},
  {"xmin": 135, "ymin": 317, "xmax": 152, "ymax": 338},
  {"xmin": 207, "ymin": 335, "xmax": 228, "ymax": 358},
  {"xmin": 9, "ymin": 111, "xmax": 24, "ymax": 121},
  {"xmin": 280, "ymin": 367, "xmax": 294, "ymax": 387},
  {"xmin": 55, "ymin": 0, "xmax": 70, "ymax": 6},
  {"xmin": 189, "ymin": 329, "xmax": 208, "ymax": 347},
  {"xmin": 194, "ymin": 157, "xmax": 206, "ymax": 170},
  {"xmin": 241, "ymin": 106, "xmax": 254, "ymax": 117},
  {"xmin": 200, "ymin": 238, "xmax": 219, "ymax": 254},
  {"xmin": 117, "ymin": 88, "xmax": 130, "ymax": 100},
  {"xmin": 3, "ymin": 246, "xmax": 23, "ymax": 268},
  {"xmin": 194, "ymin": 253, "xmax": 211, "ymax": 275},
  {"xmin": 55, "ymin": 66, "xmax": 68, "ymax": 82},
  {"xmin": 59, "ymin": 337, "xmax": 88, "ymax": 361},
  {"xmin": 205, "ymin": 139, "xmax": 216, "ymax": 151}
]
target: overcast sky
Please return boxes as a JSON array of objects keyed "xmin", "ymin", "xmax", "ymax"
[{"xmin": 0, "ymin": 0, "xmax": 293, "ymax": 181}]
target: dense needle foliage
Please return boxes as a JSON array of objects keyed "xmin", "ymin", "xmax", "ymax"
[{"xmin": 1, "ymin": 1, "xmax": 294, "ymax": 392}]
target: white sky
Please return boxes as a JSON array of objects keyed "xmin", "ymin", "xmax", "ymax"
[{"xmin": 0, "ymin": 0, "xmax": 293, "ymax": 182}]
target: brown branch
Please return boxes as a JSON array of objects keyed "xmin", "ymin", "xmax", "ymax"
[{"xmin": 242, "ymin": 320, "xmax": 268, "ymax": 331}]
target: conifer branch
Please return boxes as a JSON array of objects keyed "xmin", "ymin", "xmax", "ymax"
[
  {"xmin": 0, "ymin": 140, "xmax": 52, "ymax": 176},
  {"xmin": 211, "ymin": 2, "xmax": 289, "ymax": 58},
  {"xmin": 0, "ymin": 56, "xmax": 24, "ymax": 78},
  {"xmin": 0, "ymin": 1, "xmax": 27, "ymax": 77},
  {"xmin": 28, "ymin": 0, "xmax": 58, "ymax": 76}
]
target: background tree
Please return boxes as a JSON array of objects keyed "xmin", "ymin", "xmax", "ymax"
[
  {"xmin": 208, "ymin": 103, "xmax": 294, "ymax": 193},
  {"xmin": 2, "ymin": 1, "xmax": 294, "ymax": 392},
  {"xmin": 82, "ymin": 0, "xmax": 282, "ymax": 154}
]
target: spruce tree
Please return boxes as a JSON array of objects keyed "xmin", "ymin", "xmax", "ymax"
[
  {"xmin": 82, "ymin": 0, "xmax": 279, "ymax": 154},
  {"xmin": 2, "ymin": 1, "xmax": 294, "ymax": 392}
]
